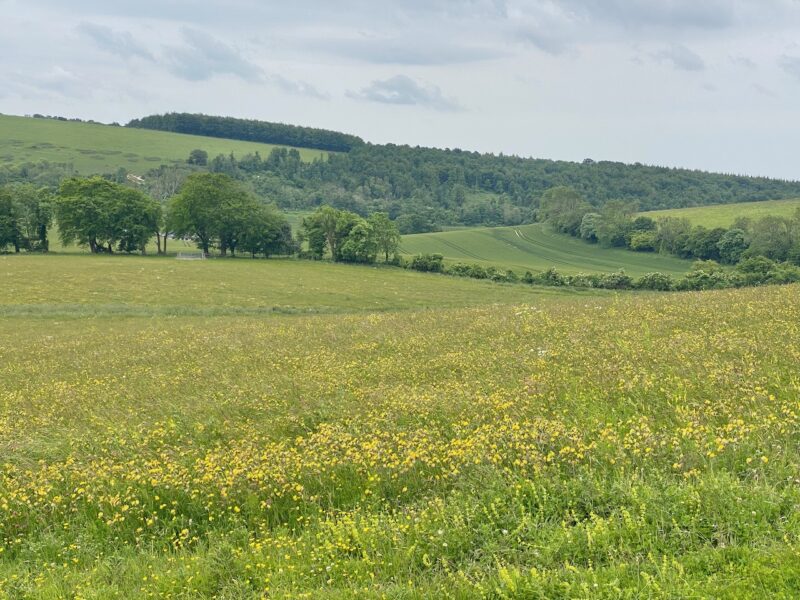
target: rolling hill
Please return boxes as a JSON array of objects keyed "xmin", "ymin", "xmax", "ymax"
[
  {"xmin": 400, "ymin": 223, "xmax": 692, "ymax": 276},
  {"xmin": 0, "ymin": 114, "xmax": 327, "ymax": 175},
  {"xmin": 643, "ymin": 198, "xmax": 800, "ymax": 227}
]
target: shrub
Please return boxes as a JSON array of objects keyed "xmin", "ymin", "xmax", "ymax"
[
  {"xmin": 409, "ymin": 254, "xmax": 444, "ymax": 273},
  {"xmin": 597, "ymin": 270, "xmax": 634, "ymax": 290},
  {"xmin": 635, "ymin": 272, "xmax": 674, "ymax": 291},
  {"xmin": 534, "ymin": 267, "xmax": 565, "ymax": 287}
]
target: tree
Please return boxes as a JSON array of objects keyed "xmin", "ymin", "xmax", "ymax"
[
  {"xmin": 539, "ymin": 186, "xmax": 591, "ymax": 236},
  {"xmin": 11, "ymin": 184, "xmax": 52, "ymax": 251},
  {"xmin": 145, "ymin": 165, "xmax": 190, "ymax": 254},
  {"xmin": 745, "ymin": 215, "xmax": 793, "ymax": 261},
  {"xmin": 716, "ymin": 228, "xmax": 749, "ymax": 264},
  {"xmin": 339, "ymin": 220, "xmax": 378, "ymax": 263},
  {"xmin": 239, "ymin": 205, "xmax": 294, "ymax": 257},
  {"xmin": 168, "ymin": 173, "xmax": 235, "ymax": 254},
  {"xmin": 595, "ymin": 200, "xmax": 637, "ymax": 248},
  {"xmin": 300, "ymin": 205, "xmax": 361, "ymax": 261},
  {"xmin": 56, "ymin": 177, "xmax": 160, "ymax": 254},
  {"xmin": 0, "ymin": 187, "xmax": 21, "ymax": 252},
  {"xmin": 367, "ymin": 212, "xmax": 400, "ymax": 262},
  {"xmin": 187, "ymin": 149, "xmax": 208, "ymax": 166},
  {"xmin": 579, "ymin": 212, "xmax": 601, "ymax": 242}
]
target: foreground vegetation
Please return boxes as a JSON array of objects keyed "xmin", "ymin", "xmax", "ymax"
[{"xmin": 0, "ymin": 255, "xmax": 799, "ymax": 597}]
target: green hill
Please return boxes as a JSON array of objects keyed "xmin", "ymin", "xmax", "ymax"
[
  {"xmin": 400, "ymin": 223, "xmax": 692, "ymax": 276},
  {"xmin": 643, "ymin": 198, "xmax": 800, "ymax": 227},
  {"xmin": 0, "ymin": 114, "xmax": 327, "ymax": 175}
]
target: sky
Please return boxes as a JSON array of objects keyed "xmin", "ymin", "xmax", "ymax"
[{"xmin": 2, "ymin": 0, "xmax": 800, "ymax": 179}]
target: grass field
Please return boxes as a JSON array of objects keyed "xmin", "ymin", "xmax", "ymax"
[
  {"xmin": 1, "ymin": 254, "xmax": 799, "ymax": 597},
  {"xmin": 400, "ymin": 223, "xmax": 692, "ymax": 276},
  {"xmin": 643, "ymin": 198, "xmax": 800, "ymax": 227},
  {"xmin": 0, "ymin": 114, "xmax": 327, "ymax": 174}
]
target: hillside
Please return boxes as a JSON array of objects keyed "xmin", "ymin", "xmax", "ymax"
[
  {"xmin": 643, "ymin": 198, "xmax": 800, "ymax": 227},
  {"xmin": 0, "ymin": 114, "xmax": 326, "ymax": 175},
  {"xmin": 132, "ymin": 113, "xmax": 800, "ymax": 221},
  {"xmin": 2, "ymin": 254, "xmax": 800, "ymax": 596},
  {"xmin": 400, "ymin": 223, "xmax": 692, "ymax": 276}
]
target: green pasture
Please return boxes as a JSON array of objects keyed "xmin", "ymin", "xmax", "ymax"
[
  {"xmin": 0, "ymin": 114, "xmax": 327, "ymax": 174},
  {"xmin": 643, "ymin": 198, "xmax": 800, "ymax": 227},
  {"xmin": 0, "ymin": 254, "xmax": 591, "ymax": 318},
  {"xmin": 400, "ymin": 223, "xmax": 692, "ymax": 276},
  {"xmin": 0, "ymin": 253, "xmax": 799, "ymax": 597}
]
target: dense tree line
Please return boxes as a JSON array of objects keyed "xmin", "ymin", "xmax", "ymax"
[
  {"xmin": 123, "ymin": 113, "xmax": 800, "ymax": 231},
  {"xmin": 541, "ymin": 186, "xmax": 800, "ymax": 267},
  {"xmin": 1, "ymin": 173, "xmax": 293, "ymax": 257},
  {"xmin": 178, "ymin": 144, "xmax": 800, "ymax": 233},
  {"xmin": 127, "ymin": 113, "xmax": 363, "ymax": 153}
]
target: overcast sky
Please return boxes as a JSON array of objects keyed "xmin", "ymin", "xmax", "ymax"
[{"xmin": 2, "ymin": 0, "xmax": 800, "ymax": 179}]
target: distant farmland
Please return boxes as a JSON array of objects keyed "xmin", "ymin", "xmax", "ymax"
[
  {"xmin": 0, "ymin": 114, "xmax": 327, "ymax": 174},
  {"xmin": 400, "ymin": 223, "xmax": 692, "ymax": 276},
  {"xmin": 643, "ymin": 198, "xmax": 800, "ymax": 227}
]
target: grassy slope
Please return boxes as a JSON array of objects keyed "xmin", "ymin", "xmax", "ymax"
[
  {"xmin": 643, "ymin": 198, "xmax": 800, "ymax": 227},
  {"xmin": 0, "ymin": 254, "xmax": 591, "ymax": 318},
  {"xmin": 400, "ymin": 223, "xmax": 692, "ymax": 276},
  {"xmin": 0, "ymin": 114, "xmax": 327, "ymax": 174},
  {"xmin": 1, "ymin": 254, "xmax": 799, "ymax": 597}
]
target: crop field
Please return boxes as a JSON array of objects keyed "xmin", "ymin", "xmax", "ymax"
[
  {"xmin": 643, "ymin": 198, "xmax": 800, "ymax": 228},
  {"xmin": 1, "ymin": 254, "xmax": 799, "ymax": 598},
  {"xmin": 0, "ymin": 114, "xmax": 327, "ymax": 174},
  {"xmin": 400, "ymin": 223, "xmax": 692, "ymax": 276}
]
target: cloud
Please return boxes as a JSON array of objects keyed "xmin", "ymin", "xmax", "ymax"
[
  {"xmin": 269, "ymin": 75, "xmax": 329, "ymax": 100},
  {"xmin": 651, "ymin": 43, "xmax": 706, "ymax": 71},
  {"xmin": 780, "ymin": 55, "xmax": 800, "ymax": 81},
  {"xmin": 751, "ymin": 83, "xmax": 776, "ymax": 97},
  {"xmin": 730, "ymin": 55, "xmax": 757, "ymax": 69},
  {"xmin": 77, "ymin": 22, "xmax": 154, "ymax": 61},
  {"xmin": 560, "ymin": 0, "xmax": 736, "ymax": 30},
  {"xmin": 348, "ymin": 75, "xmax": 460, "ymax": 111},
  {"xmin": 164, "ymin": 28, "xmax": 263, "ymax": 82},
  {"xmin": 307, "ymin": 37, "xmax": 505, "ymax": 65}
]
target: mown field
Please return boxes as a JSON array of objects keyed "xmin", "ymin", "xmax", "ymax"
[
  {"xmin": 1, "ymin": 254, "xmax": 799, "ymax": 598},
  {"xmin": 643, "ymin": 198, "xmax": 800, "ymax": 227},
  {"xmin": 0, "ymin": 114, "xmax": 327, "ymax": 174},
  {"xmin": 400, "ymin": 223, "xmax": 692, "ymax": 276}
]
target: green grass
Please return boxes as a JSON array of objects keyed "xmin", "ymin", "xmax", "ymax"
[
  {"xmin": 0, "ymin": 254, "xmax": 592, "ymax": 318},
  {"xmin": 0, "ymin": 254, "xmax": 799, "ymax": 597},
  {"xmin": 0, "ymin": 114, "xmax": 327, "ymax": 174},
  {"xmin": 401, "ymin": 223, "xmax": 693, "ymax": 276},
  {"xmin": 643, "ymin": 198, "xmax": 800, "ymax": 227}
]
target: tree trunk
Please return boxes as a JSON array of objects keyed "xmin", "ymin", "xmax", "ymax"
[
  {"xmin": 156, "ymin": 231, "xmax": 162, "ymax": 255},
  {"xmin": 107, "ymin": 242, "xmax": 113, "ymax": 253}
]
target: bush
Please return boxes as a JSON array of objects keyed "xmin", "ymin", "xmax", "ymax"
[
  {"xmin": 564, "ymin": 273, "xmax": 599, "ymax": 288},
  {"xmin": 628, "ymin": 231, "xmax": 657, "ymax": 252},
  {"xmin": 597, "ymin": 270, "xmax": 634, "ymax": 290},
  {"xmin": 409, "ymin": 254, "xmax": 444, "ymax": 273},
  {"xmin": 635, "ymin": 272, "xmax": 674, "ymax": 291},
  {"xmin": 534, "ymin": 267, "xmax": 565, "ymax": 287},
  {"xmin": 676, "ymin": 269, "xmax": 731, "ymax": 291}
]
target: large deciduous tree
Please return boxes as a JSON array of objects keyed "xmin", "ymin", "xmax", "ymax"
[{"xmin": 56, "ymin": 177, "xmax": 160, "ymax": 254}]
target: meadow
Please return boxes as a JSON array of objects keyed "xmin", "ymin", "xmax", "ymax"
[
  {"xmin": 1, "ymin": 254, "xmax": 799, "ymax": 598},
  {"xmin": 0, "ymin": 115, "xmax": 326, "ymax": 174},
  {"xmin": 400, "ymin": 223, "xmax": 692, "ymax": 276},
  {"xmin": 643, "ymin": 198, "xmax": 800, "ymax": 227}
]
